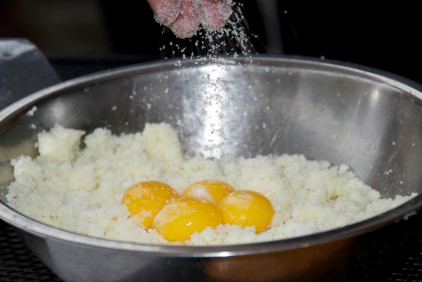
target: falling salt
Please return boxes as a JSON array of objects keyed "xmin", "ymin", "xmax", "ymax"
[
  {"xmin": 160, "ymin": 2, "xmax": 257, "ymax": 65},
  {"xmin": 384, "ymin": 169, "xmax": 393, "ymax": 175}
]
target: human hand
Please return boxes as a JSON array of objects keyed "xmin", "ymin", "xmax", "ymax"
[{"xmin": 146, "ymin": 0, "xmax": 233, "ymax": 38}]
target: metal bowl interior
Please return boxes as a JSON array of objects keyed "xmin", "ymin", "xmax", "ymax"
[{"xmin": 1, "ymin": 56, "xmax": 422, "ymax": 281}]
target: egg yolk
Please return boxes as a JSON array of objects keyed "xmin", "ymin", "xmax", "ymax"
[
  {"xmin": 219, "ymin": 190, "xmax": 274, "ymax": 233},
  {"xmin": 121, "ymin": 181, "xmax": 179, "ymax": 228},
  {"xmin": 152, "ymin": 197, "xmax": 222, "ymax": 241},
  {"xmin": 182, "ymin": 180, "xmax": 235, "ymax": 205}
]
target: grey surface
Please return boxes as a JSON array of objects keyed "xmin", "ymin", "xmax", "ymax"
[
  {"xmin": 0, "ymin": 38, "xmax": 60, "ymax": 110},
  {"xmin": 1, "ymin": 56, "xmax": 422, "ymax": 281}
]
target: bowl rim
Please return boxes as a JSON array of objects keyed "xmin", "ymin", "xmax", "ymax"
[{"xmin": 1, "ymin": 55, "xmax": 422, "ymax": 257}]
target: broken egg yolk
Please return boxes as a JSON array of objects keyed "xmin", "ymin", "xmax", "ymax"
[
  {"xmin": 182, "ymin": 179, "xmax": 235, "ymax": 205},
  {"xmin": 219, "ymin": 190, "xmax": 274, "ymax": 233},
  {"xmin": 152, "ymin": 197, "xmax": 222, "ymax": 241},
  {"xmin": 121, "ymin": 181, "xmax": 179, "ymax": 228}
]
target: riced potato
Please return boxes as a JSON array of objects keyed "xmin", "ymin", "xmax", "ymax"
[{"xmin": 6, "ymin": 123, "xmax": 416, "ymax": 245}]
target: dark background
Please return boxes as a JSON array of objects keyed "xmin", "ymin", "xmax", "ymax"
[{"xmin": 1, "ymin": 0, "xmax": 421, "ymax": 83}]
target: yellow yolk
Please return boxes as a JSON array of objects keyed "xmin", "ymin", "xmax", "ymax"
[
  {"xmin": 121, "ymin": 181, "xmax": 179, "ymax": 228},
  {"xmin": 152, "ymin": 198, "xmax": 222, "ymax": 241},
  {"xmin": 182, "ymin": 180, "xmax": 235, "ymax": 205},
  {"xmin": 219, "ymin": 190, "xmax": 274, "ymax": 233}
]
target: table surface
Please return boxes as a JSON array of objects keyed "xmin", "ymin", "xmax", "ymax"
[{"xmin": 1, "ymin": 54, "xmax": 421, "ymax": 281}]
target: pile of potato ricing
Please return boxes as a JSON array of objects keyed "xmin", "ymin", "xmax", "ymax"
[{"xmin": 121, "ymin": 180, "xmax": 275, "ymax": 241}]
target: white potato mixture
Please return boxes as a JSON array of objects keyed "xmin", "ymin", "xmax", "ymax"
[{"xmin": 6, "ymin": 123, "xmax": 415, "ymax": 245}]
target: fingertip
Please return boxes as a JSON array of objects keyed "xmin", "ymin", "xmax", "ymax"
[
  {"xmin": 171, "ymin": 16, "xmax": 200, "ymax": 39},
  {"xmin": 200, "ymin": 0, "xmax": 233, "ymax": 31},
  {"xmin": 170, "ymin": 0, "xmax": 201, "ymax": 38},
  {"xmin": 148, "ymin": 0, "xmax": 182, "ymax": 26}
]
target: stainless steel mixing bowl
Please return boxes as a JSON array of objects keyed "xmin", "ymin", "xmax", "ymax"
[{"xmin": 1, "ymin": 56, "xmax": 422, "ymax": 281}]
